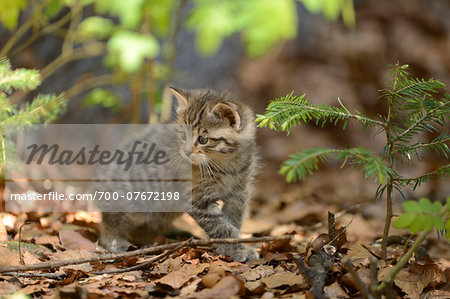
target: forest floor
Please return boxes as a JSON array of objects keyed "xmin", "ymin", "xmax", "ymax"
[{"xmin": 0, "ymin": 170, "xmax": 449, "ymax": 298}]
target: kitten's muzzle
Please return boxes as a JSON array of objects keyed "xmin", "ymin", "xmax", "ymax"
[{"xmin": 184, "ymin": 149, "xmax": 192, "ymax": 157}]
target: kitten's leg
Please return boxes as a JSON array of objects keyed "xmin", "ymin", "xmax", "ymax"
[
  {"xmin": 222, "ymin": 194, "xmax": 246, "ymax": 229},
  {"xmin": 189, "ymin": 201, "xmax": 259, "ymax": 262}
]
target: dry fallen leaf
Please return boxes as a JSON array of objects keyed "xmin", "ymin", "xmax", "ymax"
[
  {"xmin": 241, "ymin": 265, "xmax": 275, "ymax": 281},
  {"xmin": 0, "ymin": 246, "xmax": 20, "ymax": 267},
  {"xmin": 260, "ymin": 272, "xmax": 304, "ymax": 288},
  {"xmin": 194, "ymin": 275, "xmax": 242, "ymax": 299},
  {"xmin": 156, "ymin": 263, "xmax": 209, "ymax": 289},
  {"xmin": 324, "ymin": 281, "xmax": 349, "ymax": 298},
  {"xmin": 59, "ymin": 230, "xmax": 96, "ymax": 251}
]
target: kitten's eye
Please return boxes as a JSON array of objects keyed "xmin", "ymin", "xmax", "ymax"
[
  {"xmin": 180, "ymin": 132, "xmax": 187, "ymax": 141},
  {"xmin": 198, "ymin": 136, "xmax": 208, "ymax": 145}
]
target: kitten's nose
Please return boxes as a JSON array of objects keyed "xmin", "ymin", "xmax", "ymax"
[{"xmin": 184, "ymin": 149, "xmax": 192, "ymax": 156}]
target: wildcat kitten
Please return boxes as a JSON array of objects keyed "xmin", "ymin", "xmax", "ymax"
[{"xmin": 99, "ymin": 88, "xmax": 259, "ymax": 262}]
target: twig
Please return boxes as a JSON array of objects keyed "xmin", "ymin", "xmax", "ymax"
[
  {"xmin": 18, "ymin": 220, "xmax": 32, "ymax": 265},
  {"xmin": 293, "ymin": 246, "xmax": 336, "ymax": 299},
  {"xmin": 91, "ymin": 238, "xmax": 191, "ymax": 275},
  {"xmin": 1, "ymin": 272, "xmax": 67, "ymax": 280},
  {"xmin": 376, "ymin": 230, "xmax": 428, "ymax": 294},
  {"xmin": 326, "ymin": 218, "xmax": 352, "ymax": 247},
  {"xmin": 369, "ymin": 257, "xmax": 380, "ymax": 298},
  {"xmin": 328, "ymin": 212, "xmax": 336, "ymax": 247},
  {"xmin": 343, "ymin": 259, "xmax": 373, "ymax": 299},
  {"xmin": 0, "ymin": 235, "xmax": 293, "ymax": 273}
]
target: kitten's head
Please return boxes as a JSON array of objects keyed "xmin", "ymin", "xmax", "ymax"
[{"xmin": 170, "ymin": 87, "xmax": 255, "ymax": 170}]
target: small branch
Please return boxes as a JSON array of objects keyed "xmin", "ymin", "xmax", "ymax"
[
  {"xmin": 0, "ymin": 0, "xmax": 53, "ymax": 57},
  {"xmin": 328, "ymin": 212, "xmax": 336, "ymax": 247},
  {"xmin": 0, "ymin": 235, "xmax": 293, "ymax": 273},
  {"xmin": 381, "ymin": 184, "xmax": 393, "ymax": 261},
  {"xmin": 269, "ymin": 102, "xmax": 386, "ymax": 129},
  {"xmin": 343, "ymin": 259, "xmax": 373, "ymax": 299},
  {"xmin": 376, "ymin": 230, "xmax": 428, "ymax": 293},
  {"xmin": 1, "ymin": 272, "xmax": 67, "ymax": 280},
  {"xmin": 395, "ymin": 136, "xmax": 450, "ymax": 154},
  {"xmin": 392, "ymin": 101, "xmax": 450, "ymax": 143},
  {"xmin": 65, "ymin": 74, "xmax": 114, "ymax": 99},
  {"xmin": 397, "ymin": 164, "xmax": 450, "ymax": 186},
  {"xmin": 91, "ymin": 238, "xmax": 191, "ymax": 275},
  {"xmin": 326, "ymin": 218, "xmax": 352, "ymax": 247},
  {"xmin": 293, "ymin": 245, "xmax": 336, "ymax": 299},
  {"xmin": 18, "ymin": 221, "xmax": 31, "ymax": 265},
  {"xmin": 369, "ymin": 257, "xmax": 380, "ymax": 298}
]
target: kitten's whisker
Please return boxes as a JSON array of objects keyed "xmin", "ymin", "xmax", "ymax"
[
  {"xmin": 204, "ymin": 162, "xmax": 216, "ymax": 182},
  {"xmin": 208, "ymin": 159, "xmax": 225, "ymax": 173}
]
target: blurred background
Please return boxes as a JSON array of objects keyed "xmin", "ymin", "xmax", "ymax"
[{"xmin": 1, "ymin": 0, "xmax": 449, "ymax": 232}]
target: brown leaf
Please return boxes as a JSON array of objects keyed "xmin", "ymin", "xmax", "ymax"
[
  {"xmin": 23, "ymin": 251, "xmax": 41, "ymax": 265},
  {"xmin": 180, "ymin": 277, "xmax": 202, "ymax": 296},
  {"xmin": 260, "ymin": 272, "xmax": 304, "ymax": 288},
  {"xmin": 324, "ymin": 281, "xmax": 349, "ymax": 298},
  {"xmin": 346, "ymin": 244, "xmax": 372, "ymax": 267},
  {"xmin": 241, "ymin": 265, "xmax": 275, "ymax": 281},
  {"xmin": 0, "ymin": 221, "xmax": 7, "ymax": 242},
  {"xmin": 156, "ymin": 263, "xmax": 209, "ymax": 289},
  {"xmin": 341, "ymin": 268, "xmax": 371, "ymax": 290},
  {"xmin": 0, "ymin": 281, "xmax": 20, "ymax": 296},
  {"xmin": 194, "ymin": 275, "xmax": 242, "ymax": 299},
  {"xmin": 59, "ymin": 230, "xmax": 96, "ymax": 251},
  {"xmin": 244, "ymin": 280, "xmax": 265, "ymax": 294},
  {"xmin": 0, "ymin": 246, "xmax": 20, "ymax": 267},
  {"xmin": 49, "ymin": 249, "xmax": 95, "ymax": 272},
  {"xmin": 260, "ymin": 236, "xmax": 293, "ymax": 256},
  {"xmin": 34, "ymin": 235, "xmax": 60, "ymax": 246},
  {"xmin": 201, "ymin": 272, "xmax": 222, "ymax": 288}
]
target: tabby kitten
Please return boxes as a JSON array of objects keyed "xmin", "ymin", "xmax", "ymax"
[{"xmin": 99, "ymin": 88, "xmax": 259, "ymax": 262}]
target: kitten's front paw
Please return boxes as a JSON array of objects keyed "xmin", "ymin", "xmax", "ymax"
[
  {"xmin": 100, "ymin": 237, "xmax": 132, "ymax": 252},
  {"xmin": 217, "ymin": 244, "xmax": 259, "ymax": 262}
]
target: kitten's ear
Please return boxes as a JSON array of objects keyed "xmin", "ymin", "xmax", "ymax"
[
  {"xmin": 212, "ymin": 103, "xmax": 241, "ymax": 131},
  {"xmin": 169, "ymin": 87, "xmax": 189, "ymax": 111}
]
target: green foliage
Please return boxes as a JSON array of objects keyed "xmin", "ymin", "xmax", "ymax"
[
  {"xmin": 82, "ymin": 88, "xmax": 123, "ymax": 113},
  {"xmin": 300, "ymin": 0, "xmax": 355, "ymax": 27},
  {"xmin": 0, "ymin": 0, "xmax": 28, "ymax": 30},
  {"xmin": 394, "ymin": 197, "xmax": 449, "ymax": 240},
  {"xmin": 256, "ymin": 64, "xmax": 449, "ymax": 187},
  {"xmin": 257, "ymin": 63, "xmax": 449, "ymax": 255},
  {"xmin": 280, "ymin": 147, "xmax": 393, "ymax": 184},
  {"xmin": 0, "ymin": 0, "xmax": 355, "ymax": 122},
  {"xmin": 256, "ymin": 92, "xmax": 383, "ymax": 134},
  {"xmin": 0, "ymin": 58, "xmax": 66, "ymax": 168},
  {"xmin": 186, "ymin": 0, "xmax": 297, "ymax": 56}
]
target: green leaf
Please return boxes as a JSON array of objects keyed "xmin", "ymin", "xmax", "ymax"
[
  {"xmin": 431, "ymin": 201, "xmax": 443, "ymax": 214},
  {"xmin": 419, "ymin": 197, "xmax": 433, "ymax": 213},
  {"xmin": 433, "ymin": 216, "xmax": 444, "ymax": 230},
  {"xmin": 107, "ymin": 31, "xmax": 159, "ymax": 73},
  {"xmin": 423, "ymin": 215, "xmax": 434, "ymax": 232},
  {"xmin": 409, "ymin": 214, "xmax": 426, "ymax": 233},
  {"xmin": 447, "ymin": 197, "xmax": 450, "ymax": 212},
  {"xmin": 82, "ymin": 88, "xmax": 122, "ymax": 113},
  {"xmin": 393, "ymin": 213, "xmax": 416, "ymax": 229},
  {"xmin": 95, "ymin": 0, "xmax": 145, "ymax": 29},
  {"xmin": 79, "ymin": 16, "xmax": 114, "ymax": 39},
  {"xmin": 147, "ymin": 0, "xmax": 176, "ymax": 37},
  {"xmin": 0, "ymin": 0, "xmax": 28, "ymax": 30},
  {"xmin": 402, "ymin": 200, "xmax": 421, "ymax": 213}
]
